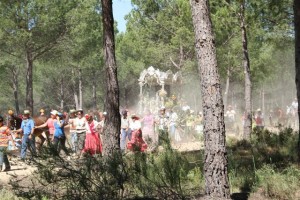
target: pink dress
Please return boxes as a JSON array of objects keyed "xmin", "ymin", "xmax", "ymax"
[
  {"xmin": 127, "ymin": 129, "xmax": 147, "ymax": 152},
  {"xmin": 83, "ymin": 120, "xmax": 102, "ymax": 155},
  {"xmin": 142, "ymin": 114, "xmax": 155, "ymax": 141}
]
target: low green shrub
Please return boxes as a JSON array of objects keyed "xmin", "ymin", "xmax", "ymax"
[
  {"xmin": 11, "ymin": 143, "xmax": 203, "ymax": 199},
  {"xmin": 254, "ymin": 164, "xmax": 300, "ymax": 199},
  {"xmin": 0, "ymin": 188, "xmax": 21, "ymax": 200}
]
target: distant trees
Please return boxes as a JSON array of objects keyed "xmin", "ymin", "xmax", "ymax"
[
  {"xmin": 239, "ymin": 0, "xmax": 252, "ymax": 140},
  {"xmin": 0, "ymin": 0, "xmax": 105, "ymax": 113},
  {"xmin": 190, "ymin": 0, "xmax": 230, "ymax": 199},
  {"xmin": 0, "ymin": 0, "xmax": 78, "ymax": 113}
]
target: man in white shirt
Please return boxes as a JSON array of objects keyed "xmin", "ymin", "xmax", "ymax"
[
  {"xmin": 74, "ymin": 109, "xmax": 87, "ymax": 156},
  {"xmin": 225, "ymin": 105, "xmax": 236, "ymax": 122},
  {"xmin": 120, "ymin": 110, "xmax": 131, "ymax": 152},
  {"xmin": 169, "ymin": 109, "xmax": 178, "ymax": 141}
]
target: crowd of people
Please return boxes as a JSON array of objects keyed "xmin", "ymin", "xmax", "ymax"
[
  {"xmin": 4, "ymin": 96, "xmax": 296, "ymax": 171},
  {"xmin": 0, "ymin": 109, "xmax": 105, "ymax": 171},
  {"xmin": 224, "ymin": 98, "xmax": 299, "ymax": 133},
  {"xmin": 0, "ymin": 103, "xmax": 206, "ymax": 172}
]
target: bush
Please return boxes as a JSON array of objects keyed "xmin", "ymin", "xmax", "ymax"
[
  {"xmin": 254, "ymin": 164, "xmax": 300, "ymax": 199},
  {"xmin": 11, "ymin": 144, "xmax": 202, "ymax": 199},
  {"xmin": 0, "ymin": 188, "xmax": 21, "ymax": 200}
]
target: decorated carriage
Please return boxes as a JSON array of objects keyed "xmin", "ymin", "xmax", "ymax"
[{"xmin": 138, "ymin": 66, "xmax": 182, "ymax": 114}]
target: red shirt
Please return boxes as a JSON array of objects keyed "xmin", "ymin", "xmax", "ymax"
[{"xmin": 47, "ymin": 118, "xmax": 56, "ymax": 135}]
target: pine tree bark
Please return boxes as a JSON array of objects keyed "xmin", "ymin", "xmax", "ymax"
[
  {"xmin": 92, "ymin": 70, "xmax": 97, "ymax": 110},
  {"xmin": 224, "ymin": 67, "xmax": 231, "ymax": 111},
  {"xmin": 240, "ymin": 0, "xmax": 252, "ymax": 140},
  {"xmin": 11, "ymin": 66, "xmax": 20, "ymax": 114},
  {"xmin": 294, "ymin": 0, "xmax": 300, "ymax": 161},
  {"xmin": 60, "ymin": 77, "xmax": 64, "ymax": 110},
  {"xmin": 101, "ymin": 0, "xmax": 121, "ymax": 156},
  {"xmin": 26, "ymin": 48, "xmax": 34, "ymax": 113},
  {"xmin": 71, "ymin": 68, "xmax": 79, "ymax": 110},
  {"xmin": 190, "ymin": 0, "xmax": 230, "ymax": 199},
  {"xmin": 78, "ymin": 68, "xmax": 83, "ymax": 109}
]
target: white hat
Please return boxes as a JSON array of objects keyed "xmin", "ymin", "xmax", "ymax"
[
  {"xmin": 69, "ymin": 109, "xmax": 76, "ymax": 114},
  {"xmin": 23, "ymin": 110, "xmax": 30, "ymax": 115},
  {"xmin": 50, "ymin": 110, "xmax": 58, "ymax": 115},
  {"xmin": 160, "ymin": 106, "xmax": 166, "ymax": 110}
]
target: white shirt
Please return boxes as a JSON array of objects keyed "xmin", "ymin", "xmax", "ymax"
[
  {"xmin": 121, "ymin": 117, "xmax": 129, "ymax": 129},
  {"xmin": 130, "ymin": 120, "xmax": 141, "ymax": 130},
  {"xmin": 169, "ymin": 112, "xmax": 178, "ymax": 126},
  {"xmin": 226, "ymin": 110, "xmax": 236, "ymax": 120},
  {"xmin": 75, "ymin": 117, "xmax": 86, "ymax": 133}
]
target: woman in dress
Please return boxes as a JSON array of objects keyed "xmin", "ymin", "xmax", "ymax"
[
  {"xmin": 127, "ymin": 114, "xmax": 147, "ymax": 152},
  {"xmin": 83, "ymin": 114, "xmax": 102, "ymax": 156},
  {"xmin": 141, "ymin": 109, "xmax": 155, "ymax": 145}
]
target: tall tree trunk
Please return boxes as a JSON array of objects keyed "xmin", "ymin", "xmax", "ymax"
[
  {"xmin": 26, "ymin": 49, "xmax": 34, "ymax": 113},
  {"xmin": 11, "ymin": 66, "xmax": 20, "ymax": 114},
  {"xmin": 78, "ymin": 68, "xmax": 83, "ymax": 109},
  {"xmin": 294, "ymin": 0, "xmax": 300, "ymax": 161},
  {"xmin": 92, "ymin": 70, "xmax": 97, "ymax": 110},
  {"xmin": 60, "ymin": 77, "xmax": 64, "ymax": 111},
  {"xmin": 224, "ymin": 67, "xmax": 231, "ymax": 111},
  {"xmin": 190, "ymin": 0, "xmax": 230, "ymax": 199},
  {"xmin": 72, "ymin": 68, "xmax": 79, "ymax": 109},
  {"xmin": 101, "ymin": 0, "xmax": 121, "ymax": 156},
  {"xmin": 261, "ymin": 86, "xmax": 265, "ymax": 115},
  {"xmin": 240, "ymin": 0, "xmax": 252, "ymax": 140}
]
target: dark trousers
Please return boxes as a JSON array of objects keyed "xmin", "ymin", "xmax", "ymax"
[
  {"xmin": 0, "ymin": 146, "xmax": 10, "ymax": 168},
  {"xmin": 53, "ymin": 136, "xmax": 69, "ymax": 156}
]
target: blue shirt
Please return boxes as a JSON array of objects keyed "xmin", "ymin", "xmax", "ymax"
[
  {"xmin": 21, "ymin": 119, "xmax": 35, "ymax": 135},
  {"xmin": 54, "ymin": 120, "xmax": 65, "ymax": 137}
]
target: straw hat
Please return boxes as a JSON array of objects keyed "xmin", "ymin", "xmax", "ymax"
[
  {"xmin": 131, "ymin": 114, "xmax": 140, "ymax": 120},
  {"xmin": 23, "ymin": 110, "xmax": 30, "ymax": 115},
  {"xmin": 69, "ymin": 109, "xmax": 76, "ymax": 114},
  {"xmin": 8, "ymin": 110, "xmax": 14, "ymax": 115}
]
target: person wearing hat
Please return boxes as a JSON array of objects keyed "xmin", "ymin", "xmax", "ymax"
[
  {"xmin": 68, "ymin": 109, "xmax": 77, "ymax": 154},
  {"xmin": 14, "ymin": 110, "xmax": 36, "ymax": 161},
  {"xmin": 157, "ymin": 106, "xmax": 168, "ymax": 130},
  {"xmin": 7, "ymin": 109, "xmax": 22, "ymax": 131},
  {"xmin": 254, "ymin": 108, "xmax": 264, "ymax": 130},
  {"xmin": 39, "ymin": 109, "xmax": 45, "ymax": 117},
  {"xmin": 127, "ymin": 114, "xmax": 147, "ymax": 152},
  {"xmin": 35, "ymin": 110, "xmax": 58, "ymax": 143},
  {"xmin": 141, "ymin": 109, "xmax": 155, "ymax": 146},
  {"xmin": 74, "ymin": 109, "xmax": 87, "ymax": 157},
  {"xmin": 129, "ymin": 114, "xmax": 142, "ymax": 134},
  {"xmin": 120, "ymin": 110, "xmax": 131, "ymax": 152},
  {"xmin": 156, "ymin": 106, "xmax": 169, "ymax": 146},
  {"xmin": 82, "ymin": 114, "xmax": 102, "ymax": 155},
  {"xmin": 0, "ymin": 115, "xmax": 12, "ymax": 171},
  {"xmin": 225, "ymin": 105, "xmax": 236, "ymax": 129},
  {"xmin": 53, "ymin": 112, "xmax": 69, "ymax": 157}
]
